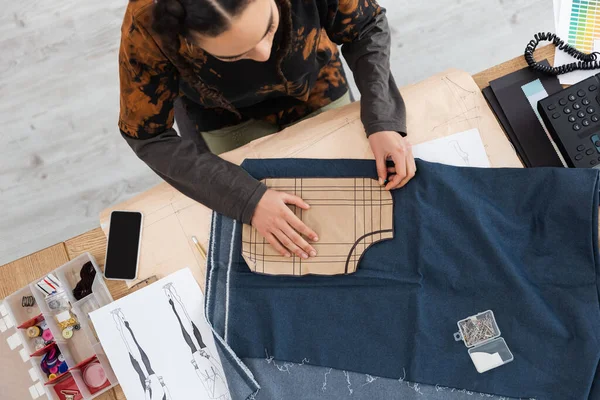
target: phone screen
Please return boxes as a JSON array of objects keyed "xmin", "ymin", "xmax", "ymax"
[{"xmin": 105, "ymin": 211, "xmax": 143, "ymax": 280}]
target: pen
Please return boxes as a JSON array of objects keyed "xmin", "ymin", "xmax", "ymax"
[{"xmin": 191, "ymin": 236, "xmax": 207, "ymax": 259}]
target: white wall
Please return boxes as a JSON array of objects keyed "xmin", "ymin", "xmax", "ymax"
[{"xmin": 0, "ymin": 0, "xmax": 553, "ymax": 265}]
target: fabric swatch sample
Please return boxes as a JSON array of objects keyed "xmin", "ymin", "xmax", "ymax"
[{"xmin": 242, "ymin": 177, "xmax": 393, "ymax": 275}]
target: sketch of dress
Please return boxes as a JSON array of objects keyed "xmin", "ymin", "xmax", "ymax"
[
  {"xmin": 112, "ymin": 309, "xmax": 172, "ymax": 400},
  {"xmin": 450, "ymin": 140, "xmax": 470, "ymax": 166},
  {"xmin": 163, "ymin": 283, "xmax": 230, "ymax": 400}
]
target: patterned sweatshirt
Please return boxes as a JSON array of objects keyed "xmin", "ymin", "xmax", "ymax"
[{"xmin": 118, "ymin": 0, "xmax": 406, "ymax": 223}]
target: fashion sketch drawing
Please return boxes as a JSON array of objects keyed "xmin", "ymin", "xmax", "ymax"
[
  {"xmin": 163, "ymin": 282, "xmax": 230, "ymax": 400},
  {"xmin": 112, "ymin": 309, "xmax": 172, "ymax": 400}
]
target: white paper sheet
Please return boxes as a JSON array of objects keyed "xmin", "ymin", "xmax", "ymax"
[
  {"xmin": 412, "ymin": 129, "xmax": 490, "ymax": 168},
  {"xmin": 90, "ymin": 268, "xmax": 231, "ymax": 400},
  {"xmin": 555, "ymin": 0, "xmax": 600, "ymax": 84}
]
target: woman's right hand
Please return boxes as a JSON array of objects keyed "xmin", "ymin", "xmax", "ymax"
[{"xmin": 251, "ymin": 189, "xmax": 319, "ymax": 259}]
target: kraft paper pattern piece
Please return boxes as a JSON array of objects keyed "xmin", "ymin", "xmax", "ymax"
[{"xmin": 242, "ymin": 178, "xmax": 394, "ymax": 276}]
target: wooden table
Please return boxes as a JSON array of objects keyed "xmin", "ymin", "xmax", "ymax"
[{"xmin": 0, "ymin": 45, "xmax": 556, "ymax": 399}]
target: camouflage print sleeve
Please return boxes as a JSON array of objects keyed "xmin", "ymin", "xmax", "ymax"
[
  {"xmin": 118, "ymin": 7, "xmax": 178, "ymax": 139},
  {"xmin": 325, "ymin": 0, "xmax": 407, "ymax": 136}
]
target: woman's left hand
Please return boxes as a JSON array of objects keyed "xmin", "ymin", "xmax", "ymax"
[{"xmin": 368, "ymin": 131, "xmax": 416, "ymax": 191}]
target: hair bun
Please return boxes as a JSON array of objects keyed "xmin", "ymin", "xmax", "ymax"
[
  {"xmin": 153, "ymin": 0, "xmax": 185, "ymax": 34},
  {"xmin": 164, "ymin": 0, "xmax": 185, "ymax": 20}
]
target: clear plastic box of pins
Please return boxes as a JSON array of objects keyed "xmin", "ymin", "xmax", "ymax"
[{"xmin": 453, "ymin": 310, "xmax": 514, "ymax": 373}]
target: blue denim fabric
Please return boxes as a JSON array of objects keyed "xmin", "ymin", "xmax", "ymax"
[
  {"xmin": 207, "ymin": 213, "xmax": 514, "ymax": 400},
  {"xmin": 241, "ymin": 356, "xmax": 524, "ymax": 400},
  {"xmin": 206, "ymin": 159, "xmax": 600, "ymax": 400}
]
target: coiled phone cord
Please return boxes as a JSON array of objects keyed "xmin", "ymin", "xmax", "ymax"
[{"xmin": 525, "ymin": 32, "xmax": 600, "ymax": 75}]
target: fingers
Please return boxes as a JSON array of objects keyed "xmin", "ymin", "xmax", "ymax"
[
  {"xmin": 256, "ymin": 191, "xmax": 320, "ymax": 259},
  {"xmin": 273, "ymin": 229, "xmax": 310, "ymax": 259},
  {"xmin": 285, "ymin": 208, "xmax": 319, "ymax": 242},
  {"xmin": 385, "ymin": 151, "xmax": 407, "ymax": 191},
  {"xmin": 384, "ymin": 137, "xmax": 419, "ymax": 190},
  {"xmin": 282, "ymin": 193, "xmax": 310, "ymax": 210},
  {"xmin": 398, "ymin": 148, "xmax": 417, "ymax": 188},
  {"xmin": 281, "ymin": 223, "xmax": 317, "ymax": 258},
  {"xmin": 265, "ymin": 233, "xmax": 291, "ymax": 257},
  {"xmin": 375, "ymin": 154, "xmax": 388, "ymax": 186}
]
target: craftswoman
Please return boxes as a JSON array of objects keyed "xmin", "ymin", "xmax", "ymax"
[{"xmin": 118, "ymin": 0, "xmax": 415, "ymax": 259}]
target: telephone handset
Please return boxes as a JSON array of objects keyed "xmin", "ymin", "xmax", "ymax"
[{"xmin": 525, "ymin": 32, "xmax": 600, "ymax": 75}]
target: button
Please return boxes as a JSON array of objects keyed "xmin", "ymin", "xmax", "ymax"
[
  {"xmin": 590, "ymin": 85, "xmax": 598, "ymax": 91},
  {"xmin": 547, "ymin": 104, "xmax": 557, "ymax": 110},
  {"xmin": 559, "ymin": 98, "xmax": 567, "ymax": 106},
  {"xmin": 564, "ymin": 107, "xmax": 572, "ymax": 114},
  {"xmin": 583, "ymin": 98, "xmax": 591, "ymax": 105},
  {"xmin": 592, "ymin": 160, "xmax": 598, "ymax": 166},
  {"xmin": 577, "ymin": 145, "xmax": 585, "ymax": 151},
  {"xmin": 578, "ymin": 111, "xmax": 586, "ymax": 118},
  {"xmin": 62, "ymin": 327, "xmax": 73, "ymax": 339},
  {"xmin": 583, "ymin": 119, "xmax": 591, "ymax": 126},
  {"xmin": 586, "ymin": 148, "xmax": 594, "ymax": 155},
  {"xmin": 595, "ymin": 140, "xmax": 600, "ymax": 147},
  {"xmin": 552, "ymin": 112, "xmax": 561, "ymax": 119},
  {"xmin": 578, "ymin": 89, "xmax": 586, "ymax": 97},
  {"xmin": 574, "ymin": 124, "xmax": 582, "ymax": 131},
  {"xmin": 593, "ymin": 115, "xmax": 599, "ymax": 122},
  {"xmin": 569, "ymin": 115, "xmax": 576, "ymax": 122},
  {"xmin": 574, "ymin": 103, "xmax": 581, "ymax": 110},
  {"xmin": 575, "ymin": 154, "xmax": 584, "ymax": 160},
  {"xmin": 588, "ymin": 107, "xmax": 596, "ymax": 113},
  {"xmin": 569, "ymin": 94, "xmax": 577, "ymax": 101}
]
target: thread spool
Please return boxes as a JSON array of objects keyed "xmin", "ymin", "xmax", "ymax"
[
  {"xmin": 42, "ymin": 329, "xmax": 54, "ymax": 342},
  {"xmin": 41, "ymin": 346, "xmax": 61, "ymax": 378},
  {"xmin": 27, "ymin": 326, "xmax": 42, "ymax": 338},
  {"xmin": 58, "ymin": 360, "xmax": 69, "ymax": 374},
  {"xmin": 33, "ymin": 338, "xmax": 45, "ymax": 351}
]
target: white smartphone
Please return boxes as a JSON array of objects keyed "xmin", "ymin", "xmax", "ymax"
[{"xmin": 104, "ymin": 211, "xmax": 143, "ymax": 281}]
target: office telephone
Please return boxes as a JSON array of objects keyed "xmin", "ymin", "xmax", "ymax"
[{"xmin": 525, "ymin": 32, "xmax": 600, "ymax": 168}]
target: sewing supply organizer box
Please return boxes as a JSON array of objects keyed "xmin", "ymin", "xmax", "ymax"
[{"xmin": 0, "ymin": 253, "xmax": 118, "ymax": 400}]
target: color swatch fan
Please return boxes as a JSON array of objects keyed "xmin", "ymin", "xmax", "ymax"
[{"xmin": 555, "ymin": 0, "xmax": 600, "ymax": 84}]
